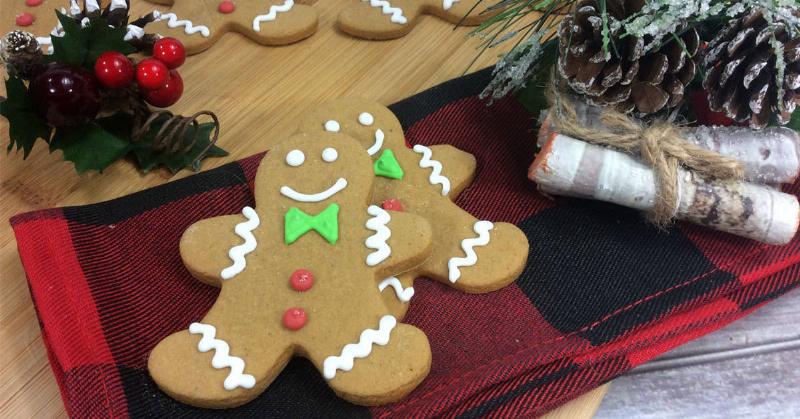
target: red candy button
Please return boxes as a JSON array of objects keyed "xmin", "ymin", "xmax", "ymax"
[
  {"xmin": 218, "ymin": 0, "xmax": 236, "ymax": 13},
  {"xmin": 290, "ymin": 269, "xmax": 314, "ymax": 292},
  {"xmin": 26, "ymin": 0, "xmax": 44, "ymax": 6},
  {"xmin": 16, "ymin": 12, "xmax": 35, "ymax": 26},
  {"xmin": 382, "ymin": 199, "xmax": 404, "ymax": 212},
  {"xmin": 283, "ymin": 308, "xmax": 307, "ymax": 331}
]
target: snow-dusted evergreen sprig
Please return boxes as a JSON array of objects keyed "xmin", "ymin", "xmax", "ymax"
[{"xmin": 480, "ymin": 32, "xmax": 546, "ymax": 102}]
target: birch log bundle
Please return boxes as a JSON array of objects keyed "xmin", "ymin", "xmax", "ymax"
[{"xmin": 530, "ymin": 103, "xmax": 800, "ymax": 245}]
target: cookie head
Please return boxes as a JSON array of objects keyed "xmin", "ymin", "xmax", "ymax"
[
  {"xmin": 255, "ymin": 132, "xmax": 374, "ymax": 214},
  {"xmin": 298, "ymin": 98, "xmax": 406, "ymax": 158}
]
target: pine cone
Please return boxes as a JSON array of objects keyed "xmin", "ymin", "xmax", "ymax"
[
  {"xmin": 703, "ymin": 9, "xmax": 800, "ymax": 129},
  {"xmin": 557, "ymin": 0, "xmax": 699, "ymax": 115},
  {"xmin": 0, "ymin": 31, "xmax": 43, "ymax": 79}
]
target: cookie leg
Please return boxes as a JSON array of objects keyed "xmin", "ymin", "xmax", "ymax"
[
  {"xmin": 446, "ymin": 220, "xmax": 529, "ymax": 293},
  {"xmin": 377, "ymin": 273, "xmax": 415, "ymax": 319},
  {"xmin": 338, "ymin": 0, "xmax": 423, "ymax": 40},
  {"xmin": 148, "ymin": 316, "xmax": 293, "ymax": 408},
  {"xmin": 396, "ymin": 193, "xmax": 528, "ymax": 293},
  {"xmin": 240, "ymin": 2, "xmax": 319, "ymax": 45},
  {"xmin": 314, "ymin": 320, "xmax": 431, "ymax": 406},
  {"xmin": 149, "ymin": 3, "xmax": 222, "ymax": 55}
]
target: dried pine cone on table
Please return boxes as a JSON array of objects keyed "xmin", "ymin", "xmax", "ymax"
[
  {"xmin": 557, "ymin": 0, "xmax": 699, "ymax": 115},
  {"xmin": 703, "ymin": 8, "xmax": 800, "ymax": 129}
]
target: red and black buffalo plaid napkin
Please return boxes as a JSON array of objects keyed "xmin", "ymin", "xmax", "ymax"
[{"xmin": 11, "ymin": 68, "xmax": 800, "ymax": 418}]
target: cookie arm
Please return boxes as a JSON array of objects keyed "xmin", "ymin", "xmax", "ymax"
[
  {"xmin": 180, "ymin": 214, "xmax": 244, "ymax": 287},
  {"xmin": 367, "ymin": 210, "xmax": 433, "ymax": 279},
  {"xmin": 425, "ymin": 145, "xmax": 477, "ymax": 199}
]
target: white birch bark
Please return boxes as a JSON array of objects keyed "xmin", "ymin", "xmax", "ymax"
[{"xmin": 530, "ymin": 133, "xmax": 799, "ymax": 245}]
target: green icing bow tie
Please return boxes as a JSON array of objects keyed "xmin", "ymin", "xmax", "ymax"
[{"xmin": 284, "ymin": 203, "xmax": 340, "ymax": 245}]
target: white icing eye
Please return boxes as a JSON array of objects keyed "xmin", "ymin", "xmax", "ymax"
[
  {"xmin": 286, "ymin": 149, "xmax": 305, "ymax": 167},
  {"xmin": 324, "ymin": 120, "xmax": 340, "ymax": 132},
  {"xmin": 322, "ymin": 147, "xmax": 338, "ymax": 162},
  {"xmin": 358, "ymin": 112, "xmax": 374, "ymax": 126}
]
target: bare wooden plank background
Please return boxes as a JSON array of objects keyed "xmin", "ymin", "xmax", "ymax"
[
  {"xmin": 0, "ymin": 1, "xmax": 607, "ymax": 417},
  {"xmin": 596, "ymin": 288, "xmax": 800, "ymax": 418}
]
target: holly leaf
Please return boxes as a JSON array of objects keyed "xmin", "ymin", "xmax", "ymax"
[
  {"xmin": 51, "ymin": 11, "xmax": 89, "ymax": 66},
  {"xmin": 788, "ymin": 108, "xmax": 800, "ymax": 132},
  {"xmin": 1, "ymin": 77, "xmax": 52, "ymax": 158},
  {"xmin": 514, "ymin": 38, "xmax": 559, "ymax": 117},
  {"xmin": 50, "ymin": 122, "xmax": 131, "ymax": 173},
  {"xmin": 130, "ymin": 118, "xmax": 228, "ymax": 173},
  {"xmin": 85, "ymin": 18, "xmax": 136, "ymax": 64}
]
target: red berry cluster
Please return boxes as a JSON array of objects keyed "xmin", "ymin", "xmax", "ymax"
[{"xmin": 93, "ymin": 37, "xmax": 186, "ymax": 108}]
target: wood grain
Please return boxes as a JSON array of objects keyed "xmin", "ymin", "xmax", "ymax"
[
  {"xmin": 596, "ymin": 288, "xmax": 800, "ymax": 418},
  {"xmin": 0, "ymin": 1, "xmax": 606, "ymax": 417}
]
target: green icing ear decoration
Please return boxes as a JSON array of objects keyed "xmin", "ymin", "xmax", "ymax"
[
  {"xmin": 374, "ymin": 149, "xmax": 404, "ymax": 180},
  {"xmin": 285, "ymin": 203, "xmax": 340, "ymax": 244}
]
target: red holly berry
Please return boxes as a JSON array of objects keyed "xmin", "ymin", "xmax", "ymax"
[
  {"xmin": 31, "ymin": 64, "xmax": 101, "ymax": 127},
  {"xmin": 282, "ymin": 307, "xmax": 307, "ymax": 331},
  {"xmin": 94, "ymin": 51, "xmax": 134, "ymax": 89},
  {"xmin": 135, "ymin": 58, "xmax": 169, "ymax": 90},
  {"xmin": 382, "ymin": 199, "xmax": 404, "ymax": 212},
  {"xmin": 141, "ymin": 70, "xmax": 183, "ymax": 107},
  {"xmin": 152, "ymin": 37, "xmax": 186, "ymax": 69}
]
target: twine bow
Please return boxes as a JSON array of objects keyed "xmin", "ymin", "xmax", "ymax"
[{"xmin": 547, "ymin": 84, "xmax": 745, "ymax": 225}]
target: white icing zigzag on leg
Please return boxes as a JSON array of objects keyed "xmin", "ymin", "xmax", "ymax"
[
  {"xmin": 448, "ymin": 221, "xmax": 494, "ymax": 282},
  {"xmin": 363, "ymin": 0, "xmax": 408, "ymax": 24},
  {"xmin": 253, "ymin": 0, "xmax": 295, "ymax": 31},
  {"xmin": 412, "ymin": 145, "xmax": 451, "ymax": 196},
  {"xmin": 365, "ymin": 205, "xmax": 392, "ymax": 266},
  {"xmin": 221, "ymin": 206, "xmax": 260, "ymax": 280},
  {"xmin": 323, "ymin": 315, "xmax": 397, "ymax": 379},
  {"xmin": 378, "ymin": 277, "xmax": 414, "ymax": 302},
  {"xmin": 153, "ymin": 11, "xmax": 211, "ymax": 37},
  {"xmin": 189, "ymin": 323, "xmax": 257, "ymax": 390}
]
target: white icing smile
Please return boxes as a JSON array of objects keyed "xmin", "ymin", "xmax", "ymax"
[
  {"xmin": 280, "ymin": 178, "xmax": 348, "ymax": 202},
  {"xmin": 366, "ymin": 129, "xmax": 385, "ymax": 156}
]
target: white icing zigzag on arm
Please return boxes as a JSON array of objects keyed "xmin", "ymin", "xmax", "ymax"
[
  {"xmin": 363, "ymin": 0, "xmax": 408, "ymax": 24},
  {"xmin": 378, "ymin": 277, "xmax": 414, "ymax": 302},
  {"xmin": 323, "ymin": 315, "xmax": 397, "ymax": 379},
  {"xmin": 220, "ymin": 206, "xmax": 260, "ymax": 280},
  {"xmin": 153, "ymin": 11, "xmax": 211, "ymax": 37},
  {"xmin": 448, "ymin": 221, "xmax": 494, "ymax": 282},
  {"xmin": 442, "ymin": 0, "xmax": 460, "ymax": 10},
  {"xmin": 189, "ymin": 323, "xmax": 257, "ymax": 390},
  {"xmin": 365, "ymin": 205, "xmax": 392, "ymax": 266},
  {"xmin": 412, "ymin": 145, "xmax": 451, "ymax": 196},
  {"xmin": 253, "ymin": 0, "xmax": 295, "ymax": 31}
]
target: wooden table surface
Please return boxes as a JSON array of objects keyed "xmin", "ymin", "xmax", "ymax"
[{"xmin": 0, "ymin": 0, "xmax": 607, "ymax": 417}]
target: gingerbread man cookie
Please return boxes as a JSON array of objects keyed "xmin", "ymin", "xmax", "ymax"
[
  {"xmin": 181, "ymin": 100, "xmax": 529, "ymax": 319},
  {"xmin": 8, "ymin": 0, "xmax": 58, "ymax": 37},
  {"xmin": 337, "ymin": 0, "xmax": 498, "ymax": 40},
  {"xmin": 145, "ymin": 0, "xmax": 318, "ymax": 54},
  {"xmin": 150, "ymin": 132, "xmax": 435, "ymax": 408},
  {"xmin": 297, "ymin": 99, "xmax": 529, "ymax": 317}
]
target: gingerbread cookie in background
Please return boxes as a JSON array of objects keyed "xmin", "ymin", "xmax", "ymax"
[
  {"xmin": 296, "ymin": 99, "xmax": 530, "ymax": 317},
  {"xmin": 144, "ymin": 0, "xmax": 318, "ymax": 54},
  {"xmin": 8, "ymin": 0, "xmax": 65, "ymax": 51},
  {"xmin": 337, "ymin": 0, "xmax": 498, "ymax": 40},
  {"xmin": 151, "ymin": 132, "xmax": 435, "ymax": 408}
]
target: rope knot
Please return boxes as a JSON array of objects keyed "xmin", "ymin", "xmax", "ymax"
[{"xmin": 547, "ymin": 85, "xmax": 745, "ymax": 226}]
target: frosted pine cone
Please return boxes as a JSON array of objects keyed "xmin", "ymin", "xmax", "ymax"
[
  {"xmin": 703, "ymin": 8, "xmax": 800, "ymax": 129},
  {"xmin": 557, "ymin": 0, "xmax": 699, "ymax": 115}
]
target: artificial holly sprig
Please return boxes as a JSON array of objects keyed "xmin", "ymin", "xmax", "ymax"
[{"xmin": 1, "ymin": 6, "xmax": 227, "ymax": 174}]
